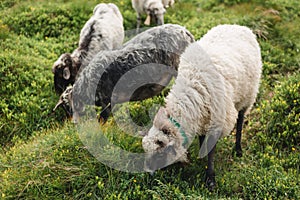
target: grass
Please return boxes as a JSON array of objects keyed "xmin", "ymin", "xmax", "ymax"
[{"xmin": 0, "ymin": 0, "xmax": 299, "ymax": 199}]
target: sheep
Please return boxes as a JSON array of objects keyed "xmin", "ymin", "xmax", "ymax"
[
  {"xmin": 52, "ymin": 85, "xmax": 73, "ymax": 118},
  {"xmin": 131, "ymin": 0, "xmax": 166, "ymax": 33},
  {"xmin": 52, "ymin": 3, "xmax": 124, "ymax": 94},
  {"xmin": 162, "ymin": 0, "xmax": 175, "ymax": 8},
  {"xmin": 53, "ymin": 24, "xmax": 195, "ymax": 122},
  {"xmin": 142, "ymin": 24, "xmax": 262, "ymax": 190}
]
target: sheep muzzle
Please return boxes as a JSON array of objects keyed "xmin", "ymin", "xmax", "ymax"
[{"xmin": 144, "ymin": 144, "xmax": 177, "ymax": 173}]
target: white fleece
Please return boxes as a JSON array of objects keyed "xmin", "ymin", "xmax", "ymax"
[{"xmin": 143, "ymin": 24, "xmax": 262, "ymax": 163}]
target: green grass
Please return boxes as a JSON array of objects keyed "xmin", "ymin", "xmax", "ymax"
[{"xmin": 0, "ymin": 0, "xmax": 299, "ymax": 199}]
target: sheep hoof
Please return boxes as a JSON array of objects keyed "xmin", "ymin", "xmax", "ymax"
[
  {"xmin": 205, "ymin": 173, "xmax": 216, "ymax": 191},
  {"xmin": 236, "ymin": 150, "xmax": 243, "ymax": 157},
  {"xmin": 232, "ymin": 147, "xmax": 243, "ymax": 158}
]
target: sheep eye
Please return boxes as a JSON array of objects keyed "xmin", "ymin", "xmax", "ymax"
[
  {"xmin": 161, "ymin": 128, "xmax": 171, "ymax": 136},
  {"xmin": 155, "ymin": 140, "xmax": 165, "ymax": 148}
]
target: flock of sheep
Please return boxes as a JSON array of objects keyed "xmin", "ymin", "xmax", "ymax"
[{"xmin": 51, "ymin": 1, "xmax": 262, "ymax": 190}]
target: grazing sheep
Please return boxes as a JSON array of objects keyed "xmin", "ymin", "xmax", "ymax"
[
  {"xmin": 162, "ymin": 0, "xmax": 175, "ymax": 8},
  {"xmin": 54, "ymin": 24, "xmax": 194, "ymax": 122},
  {"xmin": 132, "ymin": 0, "xmax": 166, "ymax": 33},
  {"xmin": 142, "ymin": 24, "xmax": 262, "ymax": 190},
  {"xmin": 52, "ymin": 3, "xmax": 124, "ymax": 94},
  {"xmin": 52, "ymin": 85, "xmax": 73, "ymax": 118}
]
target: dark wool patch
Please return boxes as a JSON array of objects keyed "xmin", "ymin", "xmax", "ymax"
[{"xmin": 72, "ymin": 24, "xmax": 195, "ymax": 119}]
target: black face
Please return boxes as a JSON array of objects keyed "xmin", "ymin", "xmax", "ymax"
[
  {"xmin": 54, "ymin": 73, "xmax": 72, "ymax": 95},
  {"xmin": 53, "ymin": 54, "xmax": 74, "ymax": 94}
]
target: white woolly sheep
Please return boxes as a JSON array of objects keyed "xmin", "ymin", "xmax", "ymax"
[
  {"xmin": 52, "ymin": 3, "xmax": 124, "ymax": 94},
  {"xmin": 142, "ymin": 24, "xmax": 262, "ymax": 190},
  {"xmin": 131, "ymin": 0, "xmax": 166, "ymax": 33},
  {"xmin": 54, "ymin": 24, "xmax": 194, "ymax": 122}
]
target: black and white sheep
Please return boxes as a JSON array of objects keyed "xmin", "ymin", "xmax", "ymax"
[
  {"xmin": 142, "ymin": 24, "xmax": 262, "ymax": 190},
  {"xmin": 131, "ymin": 0, "xmax": 166, "ymax": 33},
  {"xmin": 52, "ymin": 3, "xmax": 124, "ymax": 94},
  {"xmin": 54, "ymin": 24, "xmax": 194, "ymax": 122}
]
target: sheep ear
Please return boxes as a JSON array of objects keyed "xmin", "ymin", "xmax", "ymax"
[
  {"xmin": 144, "ymin": 15, "xmax": 151, "ymax": 25},
  {"xmin": 63, "ymin": 67, "xmax": 71, "ymax": 80}
]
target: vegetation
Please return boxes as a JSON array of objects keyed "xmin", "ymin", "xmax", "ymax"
[{"xmin": 0, "ymin": 0, "xmax": 299, "ymax": 199}]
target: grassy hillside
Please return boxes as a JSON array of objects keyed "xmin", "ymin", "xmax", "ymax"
[{"xmin": 0, "ymin": 0, "xmax": 299, "ymax": 199}]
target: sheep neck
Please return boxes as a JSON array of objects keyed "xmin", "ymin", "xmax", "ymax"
[{"xmin": 169, "ymin": 117, "xmax": 188, "ymax": 147}]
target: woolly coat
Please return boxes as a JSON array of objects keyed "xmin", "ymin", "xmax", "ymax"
[
  {"xmin": 143, "ymin": 24, "xmax": 262, "ymax": 163},
  {"xmin": 72, "ymin": 24, "xmax": 194, "ymax": 120},
  {"xmin": 53, "ymin": 3, "xmax": 124, "ymax": 94},
  {"xmin": 75, "ymin": 3, "xmax": 124, "ymax": 68}
]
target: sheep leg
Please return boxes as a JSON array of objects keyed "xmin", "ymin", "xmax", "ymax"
[
  {"xmin": 99, "ymin": 104, "xmax": 111, "ymax": 124},
  {"xmin": 136, "ymin": 13, "xmax": 141, "ymax": 34},
  {"xmin": 235, "ymin": 109, "xmax": 245, "ymax": 157},
  {"xmin": 205, "ymin": 136, "xmax": 216, "ymax": 191},
  {"xmin": 199, "ymin": 135, "xmax": 216, "ymax": 191}
]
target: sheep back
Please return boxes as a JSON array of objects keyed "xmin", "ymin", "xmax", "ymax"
[
  {"xmin": 168, "ymin": 24, "xmax": 262, "ymax": 137},
  {"xmin": 53, "ymin": 3, "xmax": 124, "ymax": 94},
  {"xmin": 72, "ymin": 24, "xmax": 194, "ymax": 113},
  {"xmin": 78, "ymin": 3, "xmax": 124, "ymax": 67}
]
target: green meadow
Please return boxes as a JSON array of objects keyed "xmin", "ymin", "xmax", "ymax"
[{"xmin": 0, "ymin": 0, "xmax": 299, "ymax": 199}]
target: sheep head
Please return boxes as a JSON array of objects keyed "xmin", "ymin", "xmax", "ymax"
[
  {"xmin": 53, "ymin": 85, "xmax": 86, "ymax": 123},
  {"xmin": 93, "ymin": 3, "xmax": 110, "ymax": 16},
  {"xmin": 144, "ymin": 1, "xmax": 166, "ymax": 26},
  {"xmin": 142, "ymin": 107, "xmax": 189, "ymax": 173},
  {"xmin": 93, "ymin": 3, "xmax": 122, "ymax": 21},
  {"xmin": 53, "ymin": 85, "xmax": 74, "ymax": 118},
  {"xmin": 52, "ymin": 53, "xmax": 78, "ymax": 94}
]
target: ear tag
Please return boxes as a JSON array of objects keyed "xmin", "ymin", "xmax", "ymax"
[{"xmin": 144, "ymin": 15, "xmax": 151, "ymax": 25}]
